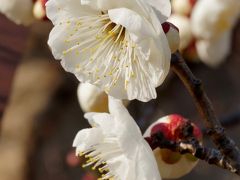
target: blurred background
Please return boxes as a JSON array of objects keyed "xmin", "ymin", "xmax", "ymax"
[{"xmin": 0, "ymin": 4, "xmax": 239, "ymax": 180}]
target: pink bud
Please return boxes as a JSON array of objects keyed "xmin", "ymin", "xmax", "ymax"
[
  {"xmin": 162, "ymin": 22, "xmax": 180, "ymax": 53},
  {"xmin": 168, "ymin": 14, "xmax": 193, "ymax": 51},
  {"xmin": 144, "ymin": 114, "xmax": 202, "ymax": 179}
]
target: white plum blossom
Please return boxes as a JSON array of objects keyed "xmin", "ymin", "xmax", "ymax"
[
  {"xmin": 191, "ymin": 0, "xmax": 240, "ymax": 67},
  {"xmin": 0, "ymin": 0, "xmax": 34, "ymax": 25},
  {"xmin": 46, "ymin": 0, "xmax": 172, "ymax": 102},
  {"xmin": 73, "ymin": 96, "xmax": 161, "ymax": 180}
]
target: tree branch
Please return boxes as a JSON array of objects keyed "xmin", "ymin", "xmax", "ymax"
[
  {"xmin": 202, "ymin": 111, "xmax": 240, "ymax": 134},
  {"xmin": 148, "ymin": 132, "xmax": 238, "ymax": 174},
  {"xmin": 146, "ymin": 121, "xmax": 239, "ymax": 175},
  {"xmin": 170, "ymin": 51, "xmax": 240, "ymax": 174}
]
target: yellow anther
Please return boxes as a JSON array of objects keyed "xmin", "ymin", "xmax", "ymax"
[
  {"xmin": 62, "ymin": 51, "xmax": 67, "ymax": 55},
  {"xmin": 76, "ymin": 22, "xmax": 82, "ymax": 26},
  {"xmin": 76, "ymin": 64, "xmax": 81, "ymax": 69},
  {"xmin": 130, "ymin": 72, "xmax": 135, "ymax": 78},
  {"xmin": 79, "ymin": 152, "xmax": 84, "ymax": 156}
]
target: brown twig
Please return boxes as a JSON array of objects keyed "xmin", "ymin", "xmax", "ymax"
[
  {"xmin": 148, "ymin": 132, "xmax": 238, "ymax": 174},
  {"xmin": 202, "ymin": 111, "xmax": 240, "ymax": 134},
  {"xmin": 170, "ymin": 51, "xmax": 240, "ymax": 174}
]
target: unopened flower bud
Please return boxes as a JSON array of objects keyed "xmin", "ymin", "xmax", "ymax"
[
  {"xmin": 33, "ymin": 0, "xmax": 47, "ymax": 20},
  {"xmin": 162, "ymin": 22, "xmax": 180, "ymax": 53},
  {"xmin": 168, "ymin": 15, "xmax": 193, "ymax": 51},
  {"xmin": 172, "ymin": 0, "xmax": 196, "ymax": 16},
  {"xmin": 144, "ymin": 114, "xmax": 202, "ymax": 179},
  {"xmin": 77, "ymin": 83, "xmax": 129, "ymax": 112},
  {"xmin": 77, "ymin": 83, "xmax": 109, "ymax": 112}
]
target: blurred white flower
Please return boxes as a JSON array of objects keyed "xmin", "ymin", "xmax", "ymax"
[
  {"xmin": 0, "ymin": 0, "xmax": 34, "ymax": 25},
  {"xmin": 172, "ymin": 0, "xmax": 196, "ymax": 16},
  {"xmin": 77, "ymin": 83, "xmax": 109, "ymax": 112},
  {"xmin": 33, "ymin": 0, "xmax": 47, "ymax": 20},
  {"xmin": 191, "ymin": 0, "xmax": 240, "ymax": 67},
  {"xmin": 73, "ymin": 96, "xmax": 161, "ymax": 180},
  {"xmin": 196, "ymin": 31, "xmax": 232, "ymax": 67},
  {"xmin": 46, "ymin": 0, "xmax": 172, "ymax": 102},
  {"xmin": 77, "ymin": 83, "xmax": 129, "ymax": 113}
]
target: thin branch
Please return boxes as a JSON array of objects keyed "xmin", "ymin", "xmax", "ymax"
[
  {"xmin": 202, "ymin": 111, "xmax": 240, "ymax": 134},
  {"xmin": 170, "ymin": 51, "xmax": 240, "ymax": 174},
  {"xmin": 148, "ymin": 132, "xmax": 238, "ymax": 174},
  {"xmin": 146, "ymin": 122, "xmax": 239, "ymax": 175}
]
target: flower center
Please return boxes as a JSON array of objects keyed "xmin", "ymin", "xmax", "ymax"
[
  {"xmin": 59, "ymin": 13, "xmax": 139, "ymax": 94},
  {"xmin": 79, "ymin": 149, "xmax": 114, "ymax": 180},
  {"xmin": 77, "ymin": 137, "xmax": 123, "ymax": 180}
]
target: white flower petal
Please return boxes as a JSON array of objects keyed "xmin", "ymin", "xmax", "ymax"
[
  {"xmin": 108, "ymin": 8, "xmax": 155, "ymax": 37},
  {"xmin": 196, "ymin": 31, "xmax": 232, "ymax": 67},
  {"xmin": 84, "ymin": 112, "xmax": 117, "ymax": 132},
  {"xmin": 81, "ymin": 0, "xmax": 131, "ymax": 11},
  {"xmin": 46, "ymin": 0, "xmax": 98, "ymax": 25},
  {"xmin": 135, "ymin": 141, "xmax": 162, "ymax": 180},
  {"xmin": 106, "ymin": 155, "xmax": 135, "ymax": 179},
  {"xmin": 146, "ymin": 0, "xmax": 171, "ymax": 22},
  {"xmin": 191, "ymin": 0, "xmax": 240, "ymax": 40},
  {"xmin": 73, "ymin": 128, "xmax": 103, "ymax": 153},
  {"xmin": 80, "ymin": 0, "xmax": 171, "ymax": 23}
]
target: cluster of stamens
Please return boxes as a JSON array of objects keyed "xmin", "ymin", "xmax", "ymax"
[
  {"xmin": 79, "ymin": 149, "xmax": 115, "ymax": 180},
  {"xmin": 58, "ymin": 12, "xmax": 139, "ymax": 93}
]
